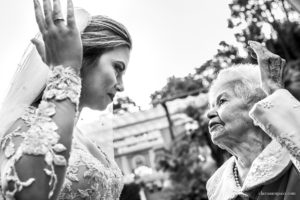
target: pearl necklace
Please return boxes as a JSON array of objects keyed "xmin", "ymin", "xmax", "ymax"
[{"xmin": 233, "ymin": 163, "xmax": 241, "ymax": 188}]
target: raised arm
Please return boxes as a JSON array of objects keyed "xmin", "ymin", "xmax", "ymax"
[
  {"xmin": 0, "ymin": 0, "xmax": 82, "ymax": 199},
  {"xmin": 248, "ymin": 41, "xmax": 300, "ymax": 171}
]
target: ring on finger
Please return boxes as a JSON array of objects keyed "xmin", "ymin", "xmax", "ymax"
[
  {"xmin": 53, "ymin": 13, "xmax": 65, "ymax": 24},
  {"xmin": 53, "ymin": 18, "xmax": 65, "ymax": 24}
]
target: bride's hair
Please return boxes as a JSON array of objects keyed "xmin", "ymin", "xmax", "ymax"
[{"xmin": 81, "ymin": 15, "xmax": 132, "ymax": 72}]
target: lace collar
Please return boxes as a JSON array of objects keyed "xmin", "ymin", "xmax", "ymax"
[{"xmin": 206, "ymin": 140, "xmax": 291, "ymax": 200}]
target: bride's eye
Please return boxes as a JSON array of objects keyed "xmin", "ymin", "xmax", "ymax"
[
  {"xmin": 113, "ymin": 64, "xmax": 122, "ymax": 76},
  {"xmin": 113, "ymin": 62, "xmax": 125, "ymax": 77}
]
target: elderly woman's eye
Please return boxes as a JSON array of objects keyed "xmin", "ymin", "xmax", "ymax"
[{"xmin": 219, "ymin": 98, "xmax": 227, "ymax": 105}]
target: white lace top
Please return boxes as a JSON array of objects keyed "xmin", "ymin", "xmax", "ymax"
[{"xmin": 0, "ymin": 106, "xmax": 123, "ymax": 200}]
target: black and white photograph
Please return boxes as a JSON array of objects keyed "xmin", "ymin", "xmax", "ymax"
[{"xmin": 1, "ymin": 0, "xmax": 300, "ymax": 199}]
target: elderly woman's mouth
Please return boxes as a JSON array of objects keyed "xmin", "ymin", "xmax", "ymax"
[
  {"xmin": 209, "ymin": 121, "xmax": 224, "ymax": 132},
  {"xmin": 209, "ymin": 124, "xmax": 222, "ymax": 131}
]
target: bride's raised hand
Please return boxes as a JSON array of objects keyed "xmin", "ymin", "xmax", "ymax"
[
  {"xmin": 248, "ymin": 41, "xmax": 286, "ymax": 95},
  {"xmin": 33, "ymin": 0, "xmax": 82, "ymax": 73}
]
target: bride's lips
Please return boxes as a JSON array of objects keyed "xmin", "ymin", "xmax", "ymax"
[{"xmin": 107, "ymin": 93, "xmax": 115, "ymax": 101}]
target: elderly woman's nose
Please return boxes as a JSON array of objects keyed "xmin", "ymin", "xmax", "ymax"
[{"xmin": 207, "ymin": 108, "xmax": 218, "ymax": 119}]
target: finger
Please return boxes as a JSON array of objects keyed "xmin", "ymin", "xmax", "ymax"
[
  {"xmin": 247, "ymin": 46, "xmax": 257, "ymax": 60},
  {"xmin": 248, "ymin": 40, "xmax": 280, "ymax": 70},
  {"xmin": 67, "ymin": 0, "xmax": 76, "ymax": 28},
  {"xmin": 52, "ymin": 0, "xmax": 64, "ymax": 25},
  {"xmin": 248, "ymin": 41, "xmax": 266, "ymax": 58},
  {"xmin": 248, "ymin": 41, "xmax": 269, "ymax": 68},
  {"xmin": 248, "ymin": 40, "xmax": 278, "ymax": 60},
  {"xmin": 31, "ymin": 38, "xmax": 47, "ymax": 63},
  {"xmin": 33, "ymin": 0, "xmax": 46, "ymax": 34},
  {"xmin": 43, "ymin": 0, "xmax": 54, "ymax": 26}
]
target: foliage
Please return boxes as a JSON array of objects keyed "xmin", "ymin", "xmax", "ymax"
[
  {"xmin": 151, "ymin": 41, "xmax": 249, "ymax": 105},
  {"xmin": 151, "ymin": 75, "xmax": 204, "ymax": 104},
  {"xmin": 113, "ymin": 96, "xmax": 140, "ymax": 114},
  {"xmin": 157, "ymin": 134, "xmax": 210, "ymax": 200},
  {"xmin": 228, "ymin": 0, "xmax": 300, "ymax": 61}
]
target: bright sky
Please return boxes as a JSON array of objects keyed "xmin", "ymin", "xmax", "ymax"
[{"xmin": 0, "ymin": 0, "xmax": 238, "ymax": 109}]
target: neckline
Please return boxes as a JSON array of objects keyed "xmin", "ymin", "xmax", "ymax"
[
  {"xmin": 207, "ymin": 140, "xmax": 292, "ymax": 200},
  {"xmin": 73, "ymin": 127, "xmax": 112, "ymax": 169}
]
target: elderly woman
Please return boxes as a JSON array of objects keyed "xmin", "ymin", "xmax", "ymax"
[{"xmin": 206, "ymin": 41, "xmax": 300, "ymax": 200}]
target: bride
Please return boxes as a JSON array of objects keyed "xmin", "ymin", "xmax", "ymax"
[{"xmin": 0, "ymin": 0, "xmax": 132, "ymax": 199}]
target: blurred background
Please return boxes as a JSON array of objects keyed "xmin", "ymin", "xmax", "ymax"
[{"xmin": 2, "ymin": 0, "xmax": 300, "ymax": 199}]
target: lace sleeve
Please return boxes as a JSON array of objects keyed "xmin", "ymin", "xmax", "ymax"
[
  {"xmin": 249, "ymin": 89, "xmax": 300, "ymax": 172},
  {"xmin": 0, "ymin": 66, "xmax": 81, "ymax": 200}
]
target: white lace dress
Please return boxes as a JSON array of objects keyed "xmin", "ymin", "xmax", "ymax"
[{"xmin": 0, "ymin": 106, "xmax": 123, "ymax": 200}]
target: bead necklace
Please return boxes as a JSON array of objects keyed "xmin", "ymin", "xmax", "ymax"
[{"xmin": 233, "ymin": 163, "xmax": 241, "ymax": 188}]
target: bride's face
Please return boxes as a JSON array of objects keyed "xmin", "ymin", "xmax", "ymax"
[{"xmin": 80, "ymin": 46, "xmax": 130, "ymax": 110}]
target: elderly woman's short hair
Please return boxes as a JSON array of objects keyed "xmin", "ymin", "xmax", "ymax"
[{"xmin": 209, "ymin": 64, "xmax": 266, "ymax": 106}]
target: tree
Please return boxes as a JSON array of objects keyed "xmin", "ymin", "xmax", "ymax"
[
  {"xmin": 113, "ymin": 96, "xmax": 140, "ymax": 114},
  {"xmin": 151, "ymin": 41, "xmax": 248, "ymax": 104},
  {"xmin": 151, "ymin": 75, "xmax": 205, "ymax": 104},
  {"xmin": 156, "ymin": 134, "xmax": 211, "ymax": 200},
  {"xmin": 228, "ymin": 0, "xmax": 300, "ymax": 61}
]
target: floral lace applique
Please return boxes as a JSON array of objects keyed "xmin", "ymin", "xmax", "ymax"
[
  {"xmin": 271, "ymin": 132, "xmax": 300, "ymax": 172},
  {"xmin": 251, "ymin": 118, "xmax": 300, "ymax": 173},
  {"xmin": 44, "ymin": 66, "xmax": 81, "ymax": 111},
  {"xmin": 0, "ymin": 103, "xmax": 66, "ymax": 199},
  {"xmin": 260, "ymin": 101, "xmax": 274, "ymax": 109},
  {"xmin": 0, "ymin": 66, "xmax": 81, "ymax": 200},
  {"xmin": 274, "ymin": 135, "xmax": 300, "ymax": 161},
  {"xmin": 1, "ymin": 127, "xmax": 22, "ymax": 158},
  {"xmin": 58, "ymin": 138, "xmax": 123, "ymax": 200}
]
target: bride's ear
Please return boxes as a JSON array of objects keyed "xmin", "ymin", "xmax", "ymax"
[{"xmin": 74, "ymin": 8, "xmax": 91, "ymax": 33}]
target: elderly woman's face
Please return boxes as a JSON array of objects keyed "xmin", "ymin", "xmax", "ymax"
[
  {"xmin": 80, "ymin": 46, "xmax": 130, "ymax": 110},
  {"xmin": 207, "ymin": 84, "xmax": 254, "ymax": 147}
]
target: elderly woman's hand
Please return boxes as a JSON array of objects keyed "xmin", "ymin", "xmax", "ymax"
[
  {"xmin": 248, "ymin": 41, "xmax": 286, "ymax": 95},
  {"xmin": 33, "ymin": 0, "xmax": 82, "ymax": 73}
]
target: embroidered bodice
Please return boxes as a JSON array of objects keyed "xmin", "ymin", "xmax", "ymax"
[
  {"xmin": 58, "ymin": 131, "xmax": 123, "ymax": 200},
  {"xmin": 0, "ymin": 106, "xmax": 123, "ymax": 200}
]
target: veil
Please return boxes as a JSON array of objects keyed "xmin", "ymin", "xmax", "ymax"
[{"xmin": 0, "ymin": 8, "xmax": 114, "ymax": 159}]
